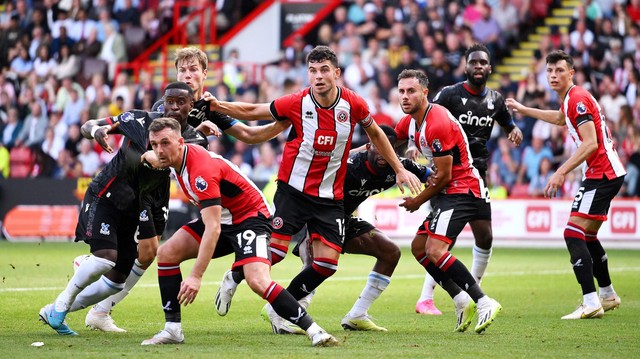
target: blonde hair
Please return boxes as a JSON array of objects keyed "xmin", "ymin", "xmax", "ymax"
[{"xmin": 174, "ymin": 47, "xmax": 208, "ymax": 71}]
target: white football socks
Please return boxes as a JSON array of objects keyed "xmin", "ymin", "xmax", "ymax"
[
  {"xmin": 54, "ymin": 255, "xmax": 115, "ymax": 312},
  {"xmin": 471, "ymin": 245, "xmax": 492, "ymax": 284},
  {"xmin": 418, "ymin": 273, "xmax": 437, "ymax": 302},
  {"xmin": 347, "ymin": 271, "xmax": 390, "ymax": 318},
  {"xmin": 94, "ymin": 259, "xmax": 146, "ymax": 313},
  {"xmin": 70, "ymin": 275, "xmax": 124, "ymax": 312}
]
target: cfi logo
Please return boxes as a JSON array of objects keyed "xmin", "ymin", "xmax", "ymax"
[
  {"xmin": 139, "ymin": 210, "xmax": 149, "ymax": 222},
  {"xmin": 195, "ymin": 176, "xmax": 208, "ymax": 191},
  {"xmin": 272, "ymin": 216, "xmax": 284, "ymax": 229},
  {"xmin": 336, "ymin": 110, "xmax": 349, "ymax": 123}
]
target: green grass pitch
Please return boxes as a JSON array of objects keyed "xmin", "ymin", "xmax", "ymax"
[{"xmin": 0, "ymin": 241, "xmax": 638, "ymax": 358}]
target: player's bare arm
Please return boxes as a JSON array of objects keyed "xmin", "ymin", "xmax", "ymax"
[
  {"xmin": 225, "ymin": 119, "xmax": 291, "ymax": 144},
  {"xmin": 203, "ymin": 92, "xmax": 273, "ymax": 121},
  {"xmin": 364, "ymin": 123, "xmax": 422, "ymax": 195},
  {"xmin": 141, "ymin": 150, "xmax": 164, "ymax": 169},
  {"xmin": 81, "ymin": 119, "xmax": 120, "ymax": 153},
  {"xmin": 400, "ymin": 155, "xmax": 451, "ymax": 212},
  {"xmin": 505, "ymin": 98, "xmax": 566, "ymax": 125},
  {"xmin": 543, "ymin": 121, "xmax": 598, "ymax": 198},
  {"xmin": 178, "ymin": 205, "xmax": 221, "ymax": 306},
  {"xmin": 195, "ymin": 121, "xmax": 221, "ymax": 137}
]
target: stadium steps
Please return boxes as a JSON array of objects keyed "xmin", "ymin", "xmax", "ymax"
[{"xmin": 486, "ymin": 0, "xmax": 578, "ymax": 89}]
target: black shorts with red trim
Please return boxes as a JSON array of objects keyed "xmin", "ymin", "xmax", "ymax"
[
  {"xmin": 570, "ymin": 176, "xmax": 624, "ymax": 221},
  {"xmin": 180, "ymin": 213, "xmax": 272, "ymax": 268},
  {"xmin": 271, "ymin": 181, "xmax": 345, "ymax": 253},
  {"xmin": 417, "ymin": 193, "xmax": 487, "ymax": 245}
]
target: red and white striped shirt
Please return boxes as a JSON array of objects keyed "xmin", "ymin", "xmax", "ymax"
[
  {"xmin": 172, "ymin": 144, "xmax": 272, "ymax": 225},
  {"xmin": 270, "ymin": 86, "xmax": 373, "ymax": 200},
  {"xmin": 395, "ymin": 103, "xmax": 485, "ymax": 198},
  {"xmin": 562, "ymin": 85, "xmax": 626, "ymax": 180}
]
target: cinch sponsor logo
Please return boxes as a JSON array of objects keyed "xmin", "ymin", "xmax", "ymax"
[
  {"xmin": 610, "ymin": 207, "xmax": 636, "ymax": 234},
  {"xmin": 374, "ymin": 204, "xmax": 398, "ymax": 231},
  {"xmin": 526, "ymin": 206, "xmax": 551, "ymax": 232}
]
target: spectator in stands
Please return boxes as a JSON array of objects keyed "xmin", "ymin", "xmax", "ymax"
[
  {"xmin": 489, "ymin": 136, "xmax": 520, "ymax": 191},
  {"xmin": 85, "ymin": 73, "xmax": 112, "ymax": 104},
  {"xmin": 0, "ymin": 13, "xmax": 21, "ymax": 70},
  {"xmin": 41, "ymin": 127, "xmax": 65, "ymax": 161},
  {"xmin": 599, "ymin": 79, "xmax": 627, "ymax": 125},
  {"xmin": 347, "ymin": 0, "xmax": 367, "ymax": 25},
  {"xmin": 76, "ymin": 138, "xmax": 100, "ymax": 176},
  {"xmin": 344, "ymin": 51, "xmax": 375, "ymax": 95},
  {"xmin": 55, "ymin": 148, "xmax": 83, "ymax": 178},
  {"xmin": 75, "ymin": 27, "xmax": 103, "ymax": 58},
  {"xmin": 562, "ymin": 169, "xmax": 582, "ymax": 199},
  {"xmin": 133, "ymin": 71, "xmax": 158, "ymax": 109},
  {"xmin": 250, "ymin": 142, "xmax": 279, "ymax": 183},
  {"xmin": 470, "ymin": 4, "xmax": 501, "ymax": 61},
  {"xmin": 33, "ymin": 45, "xmax": 57, "ymax": 81},
  {"xmin": 423, "ymin": 49, "xmax": 453, "ymax": 96},
  {"xmin": 99, "ymin": 23, "xmax": 127, "ymax": 81},
  {"xmin": 570, "ymin": 19, "xmax": 595, "ymax": 50},
  {"xmin": 50, "ymin": 26, "xmax": 76, "ymax": 60},
  {"xmin": 55, "ymin": 77, "xmax": 85, "ymax": 114},
  {"xmin": 10, "ymin": 45, "xmax": 34, "ymax": 82},
  {"xmin": 111, "ymin": 72, "xmax": 133, "ymax": 110},
  {"xmin": 15, "ymin": 100, "xmax": 48, "ymax": 148},
  {"xmin": 64, "ymin": 123, "xmax": 82, "ymax": 157},
  {"xmin": 528, "ymin": 157, "xmax": 555, "ymax": 197},
  {"xmin": 61, "ymin": 87, "xmax": 85, "ymax": 126},
  {"xmin": 28, "ymin": 26, "xmax": 46, "ymax": 61},
  {"xmin": 517, "ymin": 135, "xmax": 554, "ymax": 185},
  {"xmin": 114, "ymin": 0, "xmax": 141, "ymax": 32},
  {"xmin": 2, "ymin": 107, "xmax": 22, "ymax": 149},
  {"xmin": 54, "ymin": 44, "xmax": 81, "ymax": 80},
  {"xmin": 492, "ymin": 0, "xmax": 519, "ymax": 49},
  {"xmin": 69, "ymin": 8, "xmax": 97, "ymax": 42},
  {"xmin": 627, "ymin": 0, "xmax": 640, "ymax": 23},
  {"xmin": 95, "ymin": 9, "xmax": 120, "ymax": 43}
]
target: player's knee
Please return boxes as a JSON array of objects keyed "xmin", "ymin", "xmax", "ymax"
[
  {"xmin": 137, "ymin": 245, "xmax": 158, "ymax": 267},
  {"xmin": 380, "ymin": 242, "xmax": 401, "ymax": 265},
  {"xmin": 92, "ymin": 248, "xmax": 118, "ymax": 263}
]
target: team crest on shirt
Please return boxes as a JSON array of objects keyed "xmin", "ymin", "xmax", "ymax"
[
  {"xmin": 100, "ymin": 223, "xmax": 111, "ymax": 235},
  {"xmin": 432, "ymin": 139, "xmax": 442, "ymax": 152},
  {"xmin": 336, "ymin": 110, "xmax": 349, "ymax": 123},
  {"xmin": 272, "ymin": 216, "xmax": 284, "ymax": 229},
  {"xmin": 420, "ymin": 137, "xmax": 427, "ymax": 149},
  {"xmin": 195, "ymin": 176, "xmax": 208, "ymax": 191},
  {"xmin": 487, "ymin": 99, "xmax": 494, "ymax": 110},
  {"xmin": 576, "ymin": 102, "xmax": 587, "ymax": 115},
  {"xmin": 121, "ymin": 112, "xmax": 134, "ymax": 123},
  {"xmin": 139, "ymin": 210, "xmax": 149, "ymax": 222}
]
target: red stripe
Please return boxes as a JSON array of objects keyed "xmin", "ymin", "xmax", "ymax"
[
  {"xmin": 270, "ymin": 243, "xmax": 289, "ymax": 253},
  {"xmin": 272, "ymin": 232, "xmax": 292, "ymax": 242},
  {"xmin": 157, "ymin": 262, "xmax": 181, "ymax": 277},
  {"xmin": 312, "ymin": 262, "xmax": 337, "ymax": 277},
  {"xmin": 426, "ymin": 229, "xmax": 453, "ymax": 245},
  {"xmin": 413, "ymin": 252, "xmax": 430, "ymax": 267},
  {"xmin": 182, "ymin": 225, "xmax": 202, "ymax": 243},
  {"xmin": 436, "ymin": 252, "xmax": 456, "ymax": 271},
  {"xmin": 232, "ymin": 257, "xmax": 271, "ymax": 270},
  {"xmin": 97, "ymin": 177, "xmax": 117, "ymax": 198},
  {"xmin": 570, "ymin": 211, "xmax": 608, "ymax": 222},
  {"xmin": 262, "ymin": 281, "xmax": 284, "ymax": 302},
  {"xmin": 310, "ymin": 232, "xmax": 342, "ymax": 253},
  {"xmin": 585, "ymin": 230, "xmax": 598, "ymax": 242}
]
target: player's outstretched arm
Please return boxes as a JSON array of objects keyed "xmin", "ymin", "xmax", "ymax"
[
  {"xmin": 400, "ymin": 155, "xmax": 451, "ymax": 212},
  {"xmin": 226, "ymin": 119, "xmax": 291, "ymax": 144},
  {"xmin": 505, "ymin": 98, "xmax": 565, "ymax": 125},
  {"xmin": 203, "ymin": 92, "xmax": 273, "ymax": 121},
  {"xmin": 364, "ymin": 122, "xmax": 421, "ymax": 195}
]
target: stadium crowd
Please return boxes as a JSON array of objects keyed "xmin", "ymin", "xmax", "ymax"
[{"xmin": 0, "ymin": 0, "xmax": 639, "ymax": 198}]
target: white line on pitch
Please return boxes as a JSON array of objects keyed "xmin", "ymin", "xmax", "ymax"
[{"xmin": 1, "ymin": 267, "xmax": 639, "ymax": 293}]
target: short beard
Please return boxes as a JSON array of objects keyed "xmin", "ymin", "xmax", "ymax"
[{"xmin": 467, "ymin": 74, "xmax": 487, "ymax": 87}]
